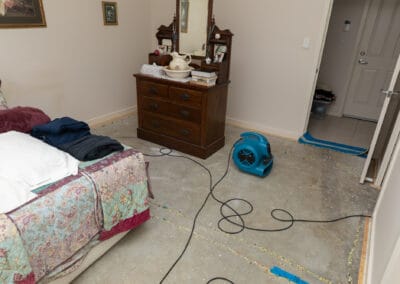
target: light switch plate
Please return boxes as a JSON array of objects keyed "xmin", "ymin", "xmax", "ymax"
[{"xmin": 302, "ymin": 37, "xmax": 311, "ymax": 49}]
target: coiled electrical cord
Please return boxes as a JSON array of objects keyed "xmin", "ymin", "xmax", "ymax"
[{"xmin": 116, "ymin": 137, "xmax": 372, "ymax": 284}]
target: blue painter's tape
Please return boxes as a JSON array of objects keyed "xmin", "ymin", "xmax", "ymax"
[{"xmin": 270, "ymin": 266, "xmax": 309, "ymax": 284}]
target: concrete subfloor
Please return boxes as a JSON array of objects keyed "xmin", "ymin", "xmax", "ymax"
[
  {"xmin": 308, "ymin": 115, "xmax": 376, "ymax": 149},
  {"xmin": 73, "ymin": 115, "xmax": 379, "ymax": 284}
]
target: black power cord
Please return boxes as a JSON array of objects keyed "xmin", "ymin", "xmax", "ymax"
[
  {"xmin": 116, "ymin": 137, "xmax": 372, "ymax": 283},
  {"xmin": 207, "ymin": 277, "xmax": 234, "ymax": 284},
  {"xmin": 144, "ymin": 148, "xmax": 230, "ymax": 283}
]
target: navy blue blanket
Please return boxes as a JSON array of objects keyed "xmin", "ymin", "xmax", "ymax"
[
  {"xmin": 58, "ymin": 135, "xmax": 124, "ymax": 161},
  {"xmin": 31, "ymin": 117, "xmax": 90, "ymax": 146}
]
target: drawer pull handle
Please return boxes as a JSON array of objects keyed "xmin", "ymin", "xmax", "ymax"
[
  {"xmin": 180, "ymin": 129, "xmax": 190, "ymax": 136},
  {"xmin": 148, "ymin": 86, "xmax": 158, "ymax": 95},
  {"xmin": 150, "ymin": 103, "xmax": 159, "ymax": 110},
  {"xmin": 180, "ymin": 109, "xmax": 190, "ymax": 118},
  {"xmin": 151, "ymin": 120, "xmax": 160, "ymax": 128},
  {"xmin": 181, "ymin": 93, "xmax": 190, "ymax": 101}
]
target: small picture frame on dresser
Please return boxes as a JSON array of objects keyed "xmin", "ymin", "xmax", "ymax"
[
  {"xmin": 213, "ymin": 45, "xmax": 227, "ymax": 63},
  {"xmin": 214, "ymin": 45, "xmax": 227, "ymax": 55},
  {"xmin": 214, "ymin": 52, "xmax": 225, "ymax": 63}
]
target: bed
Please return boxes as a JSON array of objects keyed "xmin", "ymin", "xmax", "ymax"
[{"xmin": 0, "ymin": 96, "xmax": 151, "ymax": 283}]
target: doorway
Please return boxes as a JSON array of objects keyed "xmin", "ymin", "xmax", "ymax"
[{"xmin": 307, "ymin": 0, "xmax": 400, "ymax": 156}]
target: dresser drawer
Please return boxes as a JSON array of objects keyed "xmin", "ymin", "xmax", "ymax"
[
  {"xmin": 142, "ymin": 97, "xmax": 201, "ymax": 123},
  {"xmin": 139, "ymin": 81, "xmax": 168, "ymax": 98},
  {"xmin": 142, "ymin": 113, "xmax": 200, "ymax": 144},
  {"xmin": 141, "ymin": 97, "xmax": 169, "ymax": 116},
  {"xmin": 168, "ymin": 104, "xmax": 201, "ymax": 123},
  {"xmin": 169, "ymin": 87, "xmax": 202, "ymax": 107}
]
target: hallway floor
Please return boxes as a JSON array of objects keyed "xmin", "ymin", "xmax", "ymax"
[
  {"xmin": 72, "ymin": 115, "xmax": 379, "ymax": 284},
  {"xmin": 308, "ymin": 115, "xmax": 377, "ymax": 149}
]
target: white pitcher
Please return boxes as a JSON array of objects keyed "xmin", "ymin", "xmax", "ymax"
[{"xmin": 169, "ymin": 52, "xmax": 192, "ymax": 70}]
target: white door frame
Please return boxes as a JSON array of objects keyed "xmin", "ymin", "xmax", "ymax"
[
  {"xmin": 374, "ymin": 61, "xmax": 400, "ymax": 186},
  {"xmin": 360, "ymin": 55, "xmax": 400, "ymax": 184},
  {"xmin": 302, "ymin": 0, "xmax": 335, "ymax": 133}
]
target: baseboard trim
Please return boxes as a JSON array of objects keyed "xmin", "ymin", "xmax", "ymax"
[
  {"xmin": 226, "ymin": 117, "xmax": 300, "ymax": 141},
  {"xmin": 86, "ymin": 106, "xmax": 137, "ymax": 128},
  {"xmin": 86, "ymin": 111, "xmax": 302, "ymax": 141}
]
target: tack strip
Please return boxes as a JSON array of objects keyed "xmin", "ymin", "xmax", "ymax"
[{"xmin": 358, "ymin": 218, "xmax": 371, "ymax": 284}]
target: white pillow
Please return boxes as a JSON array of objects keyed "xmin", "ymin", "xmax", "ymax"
[
  {"xmin": 0, "ymin": 178, "xmax": 37, "ymax": 213},
  {"xmin": 0, "ymin": 131, "xmax": 80, "ymax": 189}
]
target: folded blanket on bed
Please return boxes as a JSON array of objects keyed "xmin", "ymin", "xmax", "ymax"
[
  {"xmin": 0, "ymin": 106, "xmax": 50, "ymax": 133},
  {"xmin": 58, "ymin": 134, "xmax": 124, "ymax": 161},
  {"xmin": 31, "ymin": 117, "xmax": 90, "ymax": 146}
]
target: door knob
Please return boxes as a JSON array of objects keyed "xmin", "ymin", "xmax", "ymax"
[{"xmin": 358, "ymin": 58, "xmax": 368, "ymax": 65}]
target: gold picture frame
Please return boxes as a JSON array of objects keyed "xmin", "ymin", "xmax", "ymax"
[
  {"xmin": 0, "ymin": 0, "xmax": 46, "ymax": 28},
  {"xmin": 102, "ymin": 1, "xmax": 118, "ymax": 26}
]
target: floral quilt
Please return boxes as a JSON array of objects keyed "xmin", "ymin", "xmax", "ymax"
[{"xmin": 0, "ymin": 149, "xmax": 150, "ymax": 283}]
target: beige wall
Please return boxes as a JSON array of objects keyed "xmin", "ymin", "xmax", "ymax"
[
  {"xmin": 318, "ymin": 0, "xmax": 367, "ymax": 116},
  {"xmin": 150, "ymin": 0, "xmax": 333, "ymax": 138},
  {"xmin": 1, "ymin": 0, "xmax": 333, "ymax": 138},
  {"xmin": 0, "ymin": 0, "xmax": 150, "ymax": 121},
  {"xmin": 213, "ymin": 0, "xmax": 332, "ymax": 138}
]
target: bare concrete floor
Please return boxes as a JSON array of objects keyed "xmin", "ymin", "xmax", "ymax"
[
  {"xmin": 73, "ymin": 115, "xmax": 378, "ymax": 284},
  {"xmin": 308, "ymin": 115, "xmax": 376, "ymax": 149}
]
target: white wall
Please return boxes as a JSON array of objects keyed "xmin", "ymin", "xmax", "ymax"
[
  {"xmin": 0, "ymin": 0, "xmax": 151, "ymax": 121},
  {"xmin": 367, "ymin": 131, "xmax": 400, "ymax": 283},
  {"xmin": 318, "ymin": 0, "xmax": 367, "ymax": 116}
]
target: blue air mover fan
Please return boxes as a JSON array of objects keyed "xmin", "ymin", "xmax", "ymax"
[{"xmin": 233, "ymin": 132, "xmax": 273, "ymax": 177}]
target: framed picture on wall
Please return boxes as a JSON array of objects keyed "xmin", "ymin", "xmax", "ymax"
[
  {"xmin": 0, "ymin": 0, "xmax": 46, "ymax": 28},
  {"xmin": 102, "ymin": 1, "xmax": 118, "ymax": 26}
]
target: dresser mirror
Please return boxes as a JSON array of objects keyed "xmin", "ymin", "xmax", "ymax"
[
  {"xmin": 177, "ymin": 0, "xmax": 213, "ymax": 57},
  {"xmin": 152, "ymin": 0, "xmax": 232, "ymax": 83}
]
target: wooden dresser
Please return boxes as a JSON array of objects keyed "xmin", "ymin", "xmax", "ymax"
[{"xmin": 134, "ymin": 74, "xmax": 228, "ymax": 158}]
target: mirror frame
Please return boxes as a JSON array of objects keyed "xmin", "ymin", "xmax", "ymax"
[{"xmin": 176, "ymin": 0, "xmax": 214, "ymax": 58}]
